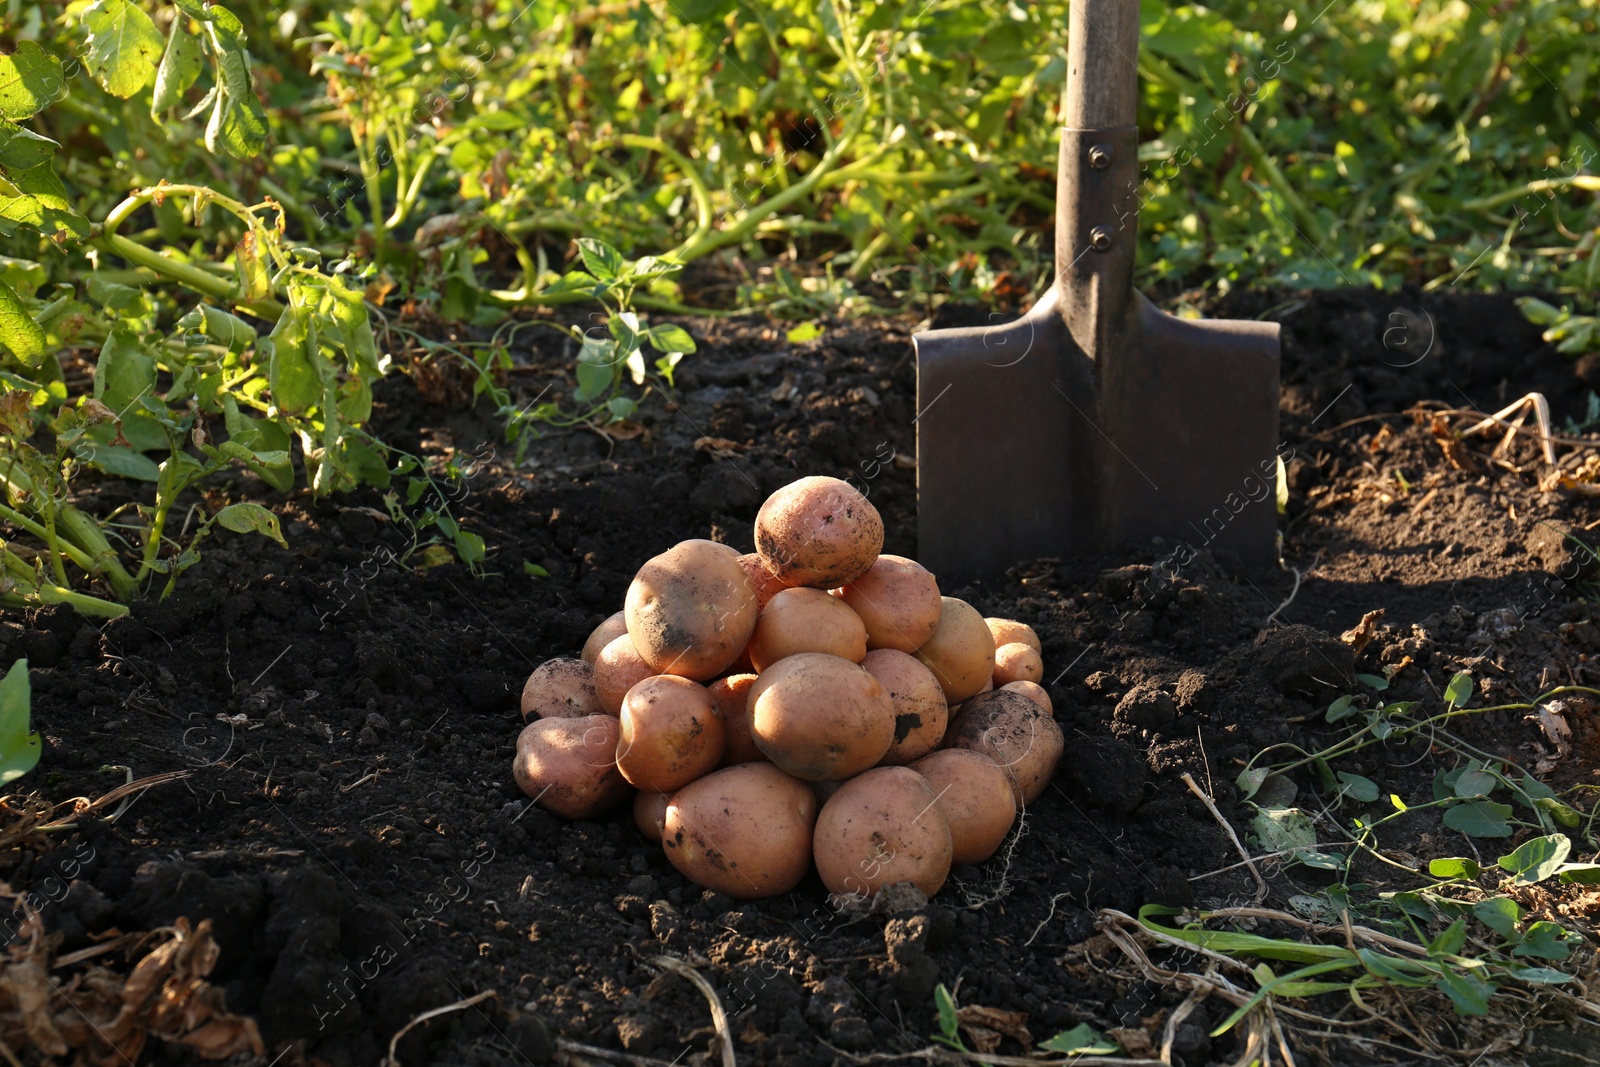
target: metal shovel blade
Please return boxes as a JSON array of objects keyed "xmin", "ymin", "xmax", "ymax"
[{"xmin": 913, "ymin": 0, "xmax": 1280, "ymax": 576}]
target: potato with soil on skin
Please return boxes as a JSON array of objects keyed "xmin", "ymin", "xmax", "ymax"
[
  {"xmin": 520, "ymin": 658, "xmax": 601, "ymax": 720},
  {"xmin": 862, "ymin": 649, "xmax": 948, "ymax": 766},
  {"xmin": 737, "ymin": 552, "xmax": 793, "ymax": 610},
  {"xmin": 582, "ymin": 612, "xmax": 630, "ymax": 664},
  {"xmin": 985, "ymin": 618, "xmax": 1041, "ymax": 654},
  {"xmin": 750, "ymin": 653, "xmax": 895, "ymax": 781},
  {"xmin": 593, "ymin": 634, "xmax": 656, "ymax": 715},
  {"xmin": 914, "ymin": 598, "xmax": 996, "ymax": 704},
  {"xmin": 812, "ymin": 766, "xmax": 953, "ymax": 898},
  {"xmin": 634, "ymin": 791, "xmax": 670, "ymax": 844},
  {"xmin": 617, "ymin": 676, "xmax": 725, "ymax": 792},
  {"xmin": 663, "ymin": 763, "xmax": 818, "ymax": 899},
  {"xmin": 1001, "ymin": 680, "xmax": 1053, "ymax": 714},
  {"xmin": 710, "ymin": 674, "xmax": 765, "ymax": 766},
  {"xmin": 911, "ymin": 749, "xmax": 1017, "ymax": 866},
  {"xmin": 626, "ymin": 539, "xmax": 759, "ymax": 681},
  {"xmin": 747, "ymin": 587, "xmax": 869, "ymax": 671},
  {"xmin": 755, "ymin": 476, "xmax": 884, "ymax": 589},
  {"xmin": 993, "ymin": 642, "xmax": 1043, "ymax": 686},
  {"xmin": 946, "ymin": 689, "xmax": 1064, "ymax": 805},
  {"xmin": 840, "ymin": 555, "xmax": 942, "ymax": 653},
  {"xmin": 513, "ymin": 715, "xmax": 632, "ymax": 820}
]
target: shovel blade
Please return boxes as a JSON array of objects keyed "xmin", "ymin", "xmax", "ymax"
[{"xmin": 914, "ymin": 291, "xmax": 1280, "ymax": 575}]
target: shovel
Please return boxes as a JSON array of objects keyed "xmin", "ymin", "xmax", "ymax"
[{"xmin": 914, "ymin": 0, "xmax": 1281, "ymax": 575}]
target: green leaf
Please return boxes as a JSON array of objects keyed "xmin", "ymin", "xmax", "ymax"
[
  {"xmin": 1325, "ymin": 694, "xmax": 1357, "ymax": 723},
  {"xmin": 1443, "ymin": 672, "xmax": 1473, "ymax": 709},
  {"xmin": 176, "ymin": 304, "xmax": 256, "ymax": 353},
  {"xmin": 264, "ymin": 307, "xmax": 319, "ymax": 414},
  {"xmin": 0, "ymin": 277, "xmax": 46, "ymax": 366},
  {"xmin": 786, "ymin": 321, "xmax": 824, "ymax": 344},
  {"xmin": 1236, "ymin": 766, "xmax": 1269, "ymax": 800},
  {"xmin": 214, "ymin": 502, "xmax": 287, "ymax": 547},
  {"xmin": 0, "ymin": 125, "xmax": 59, "ymax": 173},
  {"xmin": 1497, "ymin": 834, "xmax": 1571, "ymax": 884},
  {"xmin": 80, "ymin": 441, "xmax": 161, "ymax": 480},
  {"xmin": 1435, "ymin": 967, "xmax": 1495, "ymax": 1015},
  {"xmin": 1251, "ymin": 807, "xmax": 1317, "ymax": 854},
  {"xmin": 205, "ymin": 35, "xmax": 268, "ymax": 159},
  {"xmin": 82, "ymin": 0, "xmax": 164, "ymax": 98},
  {"xmin": 1472, "ymin": 896, "xmax": 1522, "ymax": 939},
  {"xmin": 1356, "ymin": 673, "xmax": 1389, "ymax": 691},
  {"xmin": 1557, "ymin": 863, "xmax": 1600, "ymax": 885},
  {"xmin": 933, "ymin": 984, "xmax": 960, "ymax": 1042},
  {"xmin": 0, "ymin": 154, "xmax": 90, "ymax": 239},
  {"xmin": 523, "ymin": 561, "xmax": 549, "ymax": 578},
  {"xmin": 1453, "ymin": 768, "xmax": 1497, "ymax": 799},
  {"xmin": 0, "ymin": 44, "xmax": 66, "ymax": 122},
  {"xmin": 95, "ymin": 327, "xmax": 157, "ymax": 417},
  {"xmin": 1427, "ymin": 919, "xmax": 1467, "ymax": 958},
  {"xmin": 654, "ymin": 351, "xmax": 683, "ymax": 387},
  {"xmin": 1509, "ymin": 966, "xmax": 1574, "ymax": 985},
  {"xmin": 322, "ymin": 273, "xmax": 381, "ymax": 375},
  {"xmin": 1336, "ymin": 772, "xmax": 1379, "ymax": 803},
  {"xmin": 1444, "ymin": 799, "xmax": 1513, "ymax": 838},
  {"xmin": 453, "ymin": 529, "xmax": 485, "ymax": 567},
  {"xmin": 1514, "ymin": 922, "xmax": 1575, "ymax": 961},
  {"xmin": 647, "ymin": 323, "xmax": 697, "ymax": 353},
  {"xmin": 151, "ymin": 12, "xmax": 203, "ymax": 114},
  {"xmin": 1039, "ymin": 1024, "xmax": 1118, "ymax": 1056},
  {"xmin": 0, "ymin": 659, "xmax": 39, "ymax": 787},
  {"xmin": 576, "ymin": 238, "xmax": 624, "ymax": 281},
  {"xmin": 1516, "ymin": 297, "xmax": 1566, "ymax": 327},
  {"xmin": 1428, "ymin": 857, "xmax": 1481, "ymax": 880},
  {"xmin": 1356, "ymin": 949, "xmax": 1434, "ymax": 987}
]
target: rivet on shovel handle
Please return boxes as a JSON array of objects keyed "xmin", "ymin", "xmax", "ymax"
[
  {"xmin": 1087, "ymin": 143, "xmax": 1113, "ymax": 170},
  {"xmin": 1088, "ymin": 226, "xmax": 1114, "ymax": 252}
]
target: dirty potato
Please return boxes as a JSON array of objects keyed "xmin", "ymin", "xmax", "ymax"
[
  {"xmin": 663, "ymin": 763, "xmax": 818, "ymax": 899},
  {"xmin": 749, "ymin": 652, "xmax": 895, "ymax": 781},
  {"xmin": 616, "ymin": 675, "xmax": 724, "ymax": 792},
  {"xmin": 862, "ymin": 649, "xmax": 948, "ymax": 765},
  {"xmin": 914, "ymin": 597, "xmax": 996, "ymax": 704},
  {"xmin": 512, "ymin": 715, "xmax": 632, "ymax": 820},
  {"xmin": 747, "ymin": 587, "xmax": 869, "ymax": 671},
  {"xmin": 946, "ymin": 689, "xmax": 1063, "ymax": 805},
  {"xmin": 755, "ymin": 477, "xmax": 883, "ymax": 589},
  {"xmin": 812, "ymin": 767, "xmax": 953, "ymax": 898},
  {"xmin": 625, "ymin": 539, "xmax": 759, "ymax": 681},
  {"xmin": 521, "ymin": 657, "xmax": 601, "ymax": 720},
  {"xmin": 839, "ymin": 555, "xmax": 941, "ymax": 653}
]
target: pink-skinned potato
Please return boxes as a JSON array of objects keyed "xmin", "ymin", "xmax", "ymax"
[
  {"xmin": 617, "ymin": 676, "xmax": 724, "ymax": 792},
  {"xmin": 521, "ymin": 657, "xmax": 601, "ymax": 720},
  {"xmin": 911, "ymin": 749, "xmax": 1016, "ymax": 866},
  {"xmin": 594, "ymin": 634, "xmax": 656, "ymax": 715},
  {"xmin": 634, "ymin": 791, "xmax": 670, "ymax": 844},
  {"xmin": 862, "ymin": 649, "xmax": 948, "ymax": 765},
  {"xmin": 813, "ymin": 767, "xmax": 953, "ymax": 898},
  {"xmin": 750, "ymin": 653, "xmax": 895, "ymax": 780},
  {"xmin": 1001, "ymin": 680, "xmax": 1053, "ymax": 714},
  {"xmin": 913, "ymin": 598, "xmax": 995, "ymax": 704},
  {"xmin": 985, "ymin": 618, "xmax": 1041, "ymax": 654},
  {"xmin": 945, "ymin": 689, "xmax": 1064, "ymax": 805},
  {"xmin": 582, "ymin": 612, "xmax": 630, "ymax": 664},
  {"xmin": 663, "ymin": 763, "xmax": 818, "ymax": 899},
  {"xmin": 993, "ymin": 642, "xmax": 1043, "ymax": 686},
  {"xmin": 626, "ymin": 539, "xmax": 759, "ymax": 680},
  {"xmin": 755, "ymin": 477, "xmax": 883, "ymax": 589},
  {"xmin": 747, "ymin": 587, "xmax": 868, "ymax": 671},
  {"xmin": 738, "ymin": 552, "xmax": 794, "ymax": 610},
  {"xmin": 839, "ymin": 555, "xmax": 941, "ymax": 653},
  {"xmin": 710, "ymin": 674, "xmax": 765, "ymax": 766},
  {"xmin": 512, "ymin": 715, "xmax": 632, "ymax": 820}
]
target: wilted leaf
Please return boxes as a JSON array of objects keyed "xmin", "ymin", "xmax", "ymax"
[
  {"xmin": 214, "ymin": 502, "xmax": 287, "ymax": 547},
  {"xmin": 1340, "ymin": 608, "xmax": 1384, "ymax": 654},
  {"xmin": 955, "ymin": 1004, "xmax": 1031, "ymax": 1053}
]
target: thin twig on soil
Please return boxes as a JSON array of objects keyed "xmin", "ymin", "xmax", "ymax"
[
  {"xmin": 1180, "ymin": 772, "xmax": 1268, "ymax": 903},
  {"xmin": 650, "ymin": 954, "xmax": 736, "ymax": 1067},
  {"xmin": 818, "ymin": 1041, "xmax": 1165, "ymax": 1067},
  {"xmin": 382, "ymin": 990, "xmax": 497, "ymax": 1066},
  {"xmin": 556, "ymin": 1038, "xmax": 707, "ymax": 1067}
]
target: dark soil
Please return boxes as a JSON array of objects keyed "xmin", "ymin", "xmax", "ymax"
[{"xmin": 8, "ymin": 287, "xmax": 1600, "ymax": 1067}]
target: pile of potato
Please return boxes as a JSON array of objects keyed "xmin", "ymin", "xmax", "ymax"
[{"xmin": 512, "ymin": 476, "xmax": 1063, "ymax": 901}]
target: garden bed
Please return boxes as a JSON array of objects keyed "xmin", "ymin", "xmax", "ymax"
[{"xmin": 9, "ymin": 286, "xmax": 1600, "ymax": 1067}]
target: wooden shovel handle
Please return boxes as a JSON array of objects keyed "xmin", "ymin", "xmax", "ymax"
[{"xmin": 1064, "ymin": 0, "xmax": 1141, "ymax": 129}]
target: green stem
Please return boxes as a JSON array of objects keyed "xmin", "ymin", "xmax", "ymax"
[
  {"xmin": 1461, "ymin": 174, "xmax": 1600, "ymax": 213},
  {"xmin": 134, "ymin": 494, "xmax": 177, "ymax": 586},
  {"xmin": 0, "ymin": 501, "xmax": 96, "ymax": 574},
  {"xmin": 1, "ymin": 553, "xmax": 128, "ymax": 619},
  {"xmin": 358, "ymin": 118, "xmax": 391, "ymax": 266},
  {"xmin": 390, "ymin": 149, "xmax": 438, "ymax": 229},
  {"xmin": 618, "ymin": 134, "xmax": 714, "ymax": 260}
]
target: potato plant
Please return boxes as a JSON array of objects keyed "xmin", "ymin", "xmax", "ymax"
[{"xmin": 512, "ymin": 476, "xmax": 1064, "ymax": 902}]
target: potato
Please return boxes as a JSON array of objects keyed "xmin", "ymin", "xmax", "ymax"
[
  {"xmin": 813, "ymin": 767, "xmax": 953, "ymax": 898},
  {"xmin": 710, "ymin": 674, "xmax": 765, "ymax": 766},
  {"xmin": 737, "ymin": 552, "xmax": 793, "ymax": 610},
  {"xmin": 634, "ymin": 791, "xmax": 670, "ymax": 844},
  {"xmin": 626, "ymin": 539, "xmax": 759, "ymax": 681},
  {"xmin": 617, "ymin": 676, "xmax": 724, "ymax": 792},
  {"xmin": 512, "ymin": 715, "xmax": 632, "ymax": 820},
  {"xmin": 750, "ymin": 653, "xmax": 895, "ymax": 780},
  {"xmin": 993, "ymin": 642, "xmax": 1043, "ymax": 686},
  {"xmin": 911, "ymin": 750, "xmax": 1017, "ymax": 866},
  {"xmin": 946, "ymin": 690, "xmax": 1064, "ymax": 805},
  {"xmin": 840, "ymin": 555, "xmax": 941, "ymax": 653},
  {"xmin": 985, "ymin": 618, "xmax": 1041, "ymax": 654},
  {"xmin": 594, "ymin": 634, "xmax": 656, "ymax": 715},
  {"xmin": 521, "ymin": 658, "xmax": 601, "ymax": 720},
  {"xmin": 755, "ymin": 477, "xmax": 883, "ymax": 589},
  {"xmin": 663, "ymin": 763, "xmax": 818, "ymax": 899},
  {"xmin": 914, "ymin": 598, "xmax": 996, "ymax": 704},
  {"xmin": 747, "ymin": 587, "xmax": 868, "ymax": 671},
  {"xmin": 1001, "ymin": 680, "xmax": 1053, "ymax": 714},
  {"xmin": 582, "ymin": 611, "xmax": 629, "ymax": 663},
  {"xmin": 862, "ymin": 649, "xmax": 948, "ymax": 766}
]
